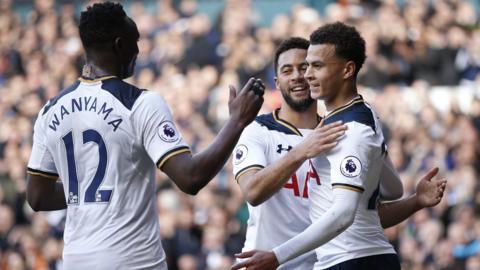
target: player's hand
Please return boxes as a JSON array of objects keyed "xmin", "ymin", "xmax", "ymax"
[
  {"xmin": 228, "ymin": 78, "xmax": 264, "ymax": 128},
  {"xmin": 231, "ymin": 250, "xmax": 279, "ymax": 270},
  {"xmin": 414, "ymin": 167, "xmax": 447, "ymax": 208},
  {"xmin": 297, "ymin": 119, "xmax": 347, "ymax": 159}
]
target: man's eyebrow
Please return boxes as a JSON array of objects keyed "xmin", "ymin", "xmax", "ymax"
[
  {"xmin": 279, "ymin": 64, "xmax": 293, "ymax": 69},
  {"xmin": 308, "ymin": 60, "xmax": 324, "ymax": 65}
]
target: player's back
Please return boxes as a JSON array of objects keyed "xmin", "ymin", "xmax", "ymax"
[
  {"xmin": 30, "ymin": 76, "xmax": 173, "ymax": 269},
  {"xmin": 309, "ymin": 97, "xmax": 395, "ymax": 269}
]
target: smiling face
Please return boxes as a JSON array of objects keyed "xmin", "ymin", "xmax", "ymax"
[
  {"xmin": 305, "ymin": 43, "xmax": 347, "ymax": 102},
  {"xmin": 275, "ymin": 48, "xmax": 315, "ymax": 112}
]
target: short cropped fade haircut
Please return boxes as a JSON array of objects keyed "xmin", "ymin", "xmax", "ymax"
[
  {"xmin": 309, "ymin": 22, "xmax": 366, "ymax": 76},
  {"xmin": 79, "ymin": 2, "xmax": 128, "ymax": 51},
  {"xmin": 274, "ymin": 37, "xmax": 310, "ymax": 75}
]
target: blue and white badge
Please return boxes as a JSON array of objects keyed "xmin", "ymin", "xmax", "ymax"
[
  {"xmin": 158, "ymin": 121, "xmax": 179, "ymax": 142},
  {"xmin": 340, "ymin": 156, "xmax": 362, "ymax": 178},
  {"xmin": 234, "ymin": 144, "xmax": 248, "ymax": 165}
]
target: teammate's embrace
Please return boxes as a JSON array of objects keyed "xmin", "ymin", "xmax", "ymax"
[
  {"xmin": 232, "ymin": 23, "xmax": 447, "ymax": 270},
  {"xmin": 232, "ymin": 37, "xmax": 346, "ymax": 270},
  {"xmin": 25, "ymin": 2, "xmax": 263, "ymax": 270}
]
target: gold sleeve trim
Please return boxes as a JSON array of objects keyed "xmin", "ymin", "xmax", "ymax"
[
  {"xmin": 156, "ymin": 147, "xmax": 191, "ymax": 169},
  {"xmin": 234, "ymin": 165, "xmax": 264, "ymax": 183},
  {"xmin": 332, "ymin": 183, "xmax": 364, "ymax": 193},
  {"xmin": 27, "ymin": 170, "xmax": 58, "ymax": 180}
]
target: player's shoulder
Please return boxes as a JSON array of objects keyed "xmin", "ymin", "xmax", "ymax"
[
  {"xmin": 41, "ymin": 80, "xmax": 82, "ymax": 117},
  {"xmin": 324, "ymin": 95, "xmax": 378, "ymax": 133},
  {"xmin": 253, "ymin": 109, "xmax": 302, "ymax": 136},
  {"xmin": 40, "ymin": 77, "xmax": 148, "ymax": 116},
  {"xmin": 132, "ymin": 89, "xmax": 169, "ymax": 112},
  {"xmin": 97, "ymin": 77, "xmax": 145, "ymax": 110}
]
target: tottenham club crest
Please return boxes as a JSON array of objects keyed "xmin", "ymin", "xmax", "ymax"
[
  {"xmin": 340, "ymin": 156, "xmax": 362, "ymax": 178},
  {"xmin": 234, "ymin": 144, "xmax": 248, "ymax": 165},
  {"xmin": 158, "ymin": 121, "xmax": 179, "ymax": 142}
]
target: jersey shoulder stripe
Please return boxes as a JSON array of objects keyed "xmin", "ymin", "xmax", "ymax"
[
  {"xmin": 42, "ymin": 80, "xmax": 81, "ymax": 115},
  {"xmin": 324, "ymin": 96, "xmax": 376, "ymax": 132},
  {"xmin": 255, "ymin": 110, "xmax": 301, "ymax": 136},
  {"xmin": 100, "ymin": 78, "xmax": 145, "ymax": 110}
]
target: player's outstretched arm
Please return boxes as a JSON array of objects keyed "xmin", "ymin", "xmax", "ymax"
[
  {"xmin": 162, "ymin": 78, "xmax": 264, "ymax": 195},
  {"xmin": 27, "ymin": 174, "xmax": 67, "ymax": 211},
  {"xmin": 238, "ymin": 120, "xmax": 346, "ymax": 206},
  {"xmin": 231, "ymin": 188, "xmax": 361, "ymax": 270},
  {"xmin": 378, "ymin": 167, "xmax": 447, "ymax": 228}
]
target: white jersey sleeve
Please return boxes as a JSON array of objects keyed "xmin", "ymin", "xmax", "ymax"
[
  {"xmin": 232, "ymin": 122, "xmax": 267, "ymax": 181},
  {"xmin": 132, "ymin": 91, "xmax": 190, "ymax": 169},
  {"xmin": 327, "ymin": 121, "xmax": 377, "ymax": 193},
  {"xmin": 379, "ymin": 154, "xmax": 403, "ymax": 200},
  {"xmin": 27, "ymin": 108, "xmax": 58, "ymax": 178}
]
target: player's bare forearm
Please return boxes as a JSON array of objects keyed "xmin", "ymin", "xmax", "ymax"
[
  {"xmin": 162, "ymin": 78, "xmax": 263, "ymax": 195},
  {"xmin": 378, "ymin": 195, "xmax": 421, "ymax": 228},
  {"xmin": 162, "ymin": 119, "xmax": 246, "ymax": 195},
  {"xmin": 238, "ymin": 148, "xmax": 307, "ymax": 206},
  {"xmin": 27, "ymin": 174, "xmax": 67, "ymax": 211},
  {"xmin": 190, "ymin": 118, "xmax": 247, "ymax": 191},
  {"xmin": 379, "ymin": 167, "xmax": 446, "ymax": 228}
]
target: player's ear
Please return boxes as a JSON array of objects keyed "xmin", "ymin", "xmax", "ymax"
[
  {"xmin": 274, "ymin": 76, "xmax": 279, "ymax": 89},
  {"xmin": 343, "ymin": 61, "xmax": 356, "ymax": 79},
  {"xmin": 113, "ymin": 37, "xmax": 122, "ymax": 54}
]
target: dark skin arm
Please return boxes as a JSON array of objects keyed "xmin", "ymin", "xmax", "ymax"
[
  {"xmin": 161, "ymin": 78, "xmax": 264, "ymax": 195},
  {"xmin": 27, "ymin": 174, "xmax": 67, "ymax": 211}
]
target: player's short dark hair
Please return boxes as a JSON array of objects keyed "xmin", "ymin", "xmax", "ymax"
[
  {"xmin": 310, "ymin": 22, "xmax": 366, "ymax": 76},
  {"xmin": 79, "ymin": 2, "xmax": 128, "ymax": 50},
  {"xmin": 274, "ymin": 37, "xmax": 310, "ymax": 74}
]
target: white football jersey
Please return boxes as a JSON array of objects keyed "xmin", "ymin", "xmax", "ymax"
[
  {"xmin": 233, "ymin": 110, "xmax": 318, "ymax": 270},
  {"xmin": 28, "ymin": 76, "xmax": 190, "ymax": 270},
  {"xmin": 310, "ymin": 96, "xmax": 395, "ymax": 269}
]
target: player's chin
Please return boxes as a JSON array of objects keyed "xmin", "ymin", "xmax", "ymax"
[{"xmin": 309, "ymin": 89, "xmax": 324, "ymax": 100}]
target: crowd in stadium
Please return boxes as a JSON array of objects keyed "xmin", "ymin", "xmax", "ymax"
[{"xmin": 0, "ymin": 0, "xmax": 479, "ymax": 269}]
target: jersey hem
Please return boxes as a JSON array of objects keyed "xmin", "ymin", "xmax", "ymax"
[{"xmin": 314, "ymin": 249, "xmax": 397, "ymax": 269}]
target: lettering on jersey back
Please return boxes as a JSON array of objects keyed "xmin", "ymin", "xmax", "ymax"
[
  {"xmin": 48, "ymin": 96, "xmax": 123, "ymax": 132},
  {"xmin": 283, "ymin": 160, "xmax": 321, "ymax": 198}
]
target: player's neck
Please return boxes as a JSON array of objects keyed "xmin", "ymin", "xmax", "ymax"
[
  {"xmin": 324, "ymin": 86, "xmax": 358, "ymax": 112},
  {"xmin": 82, "ymin": 59, "xmax": 118, "ymax": 79},
  {"xmin": 278, "ymin": 104, "xmax": 318, "ymax": 129}
]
